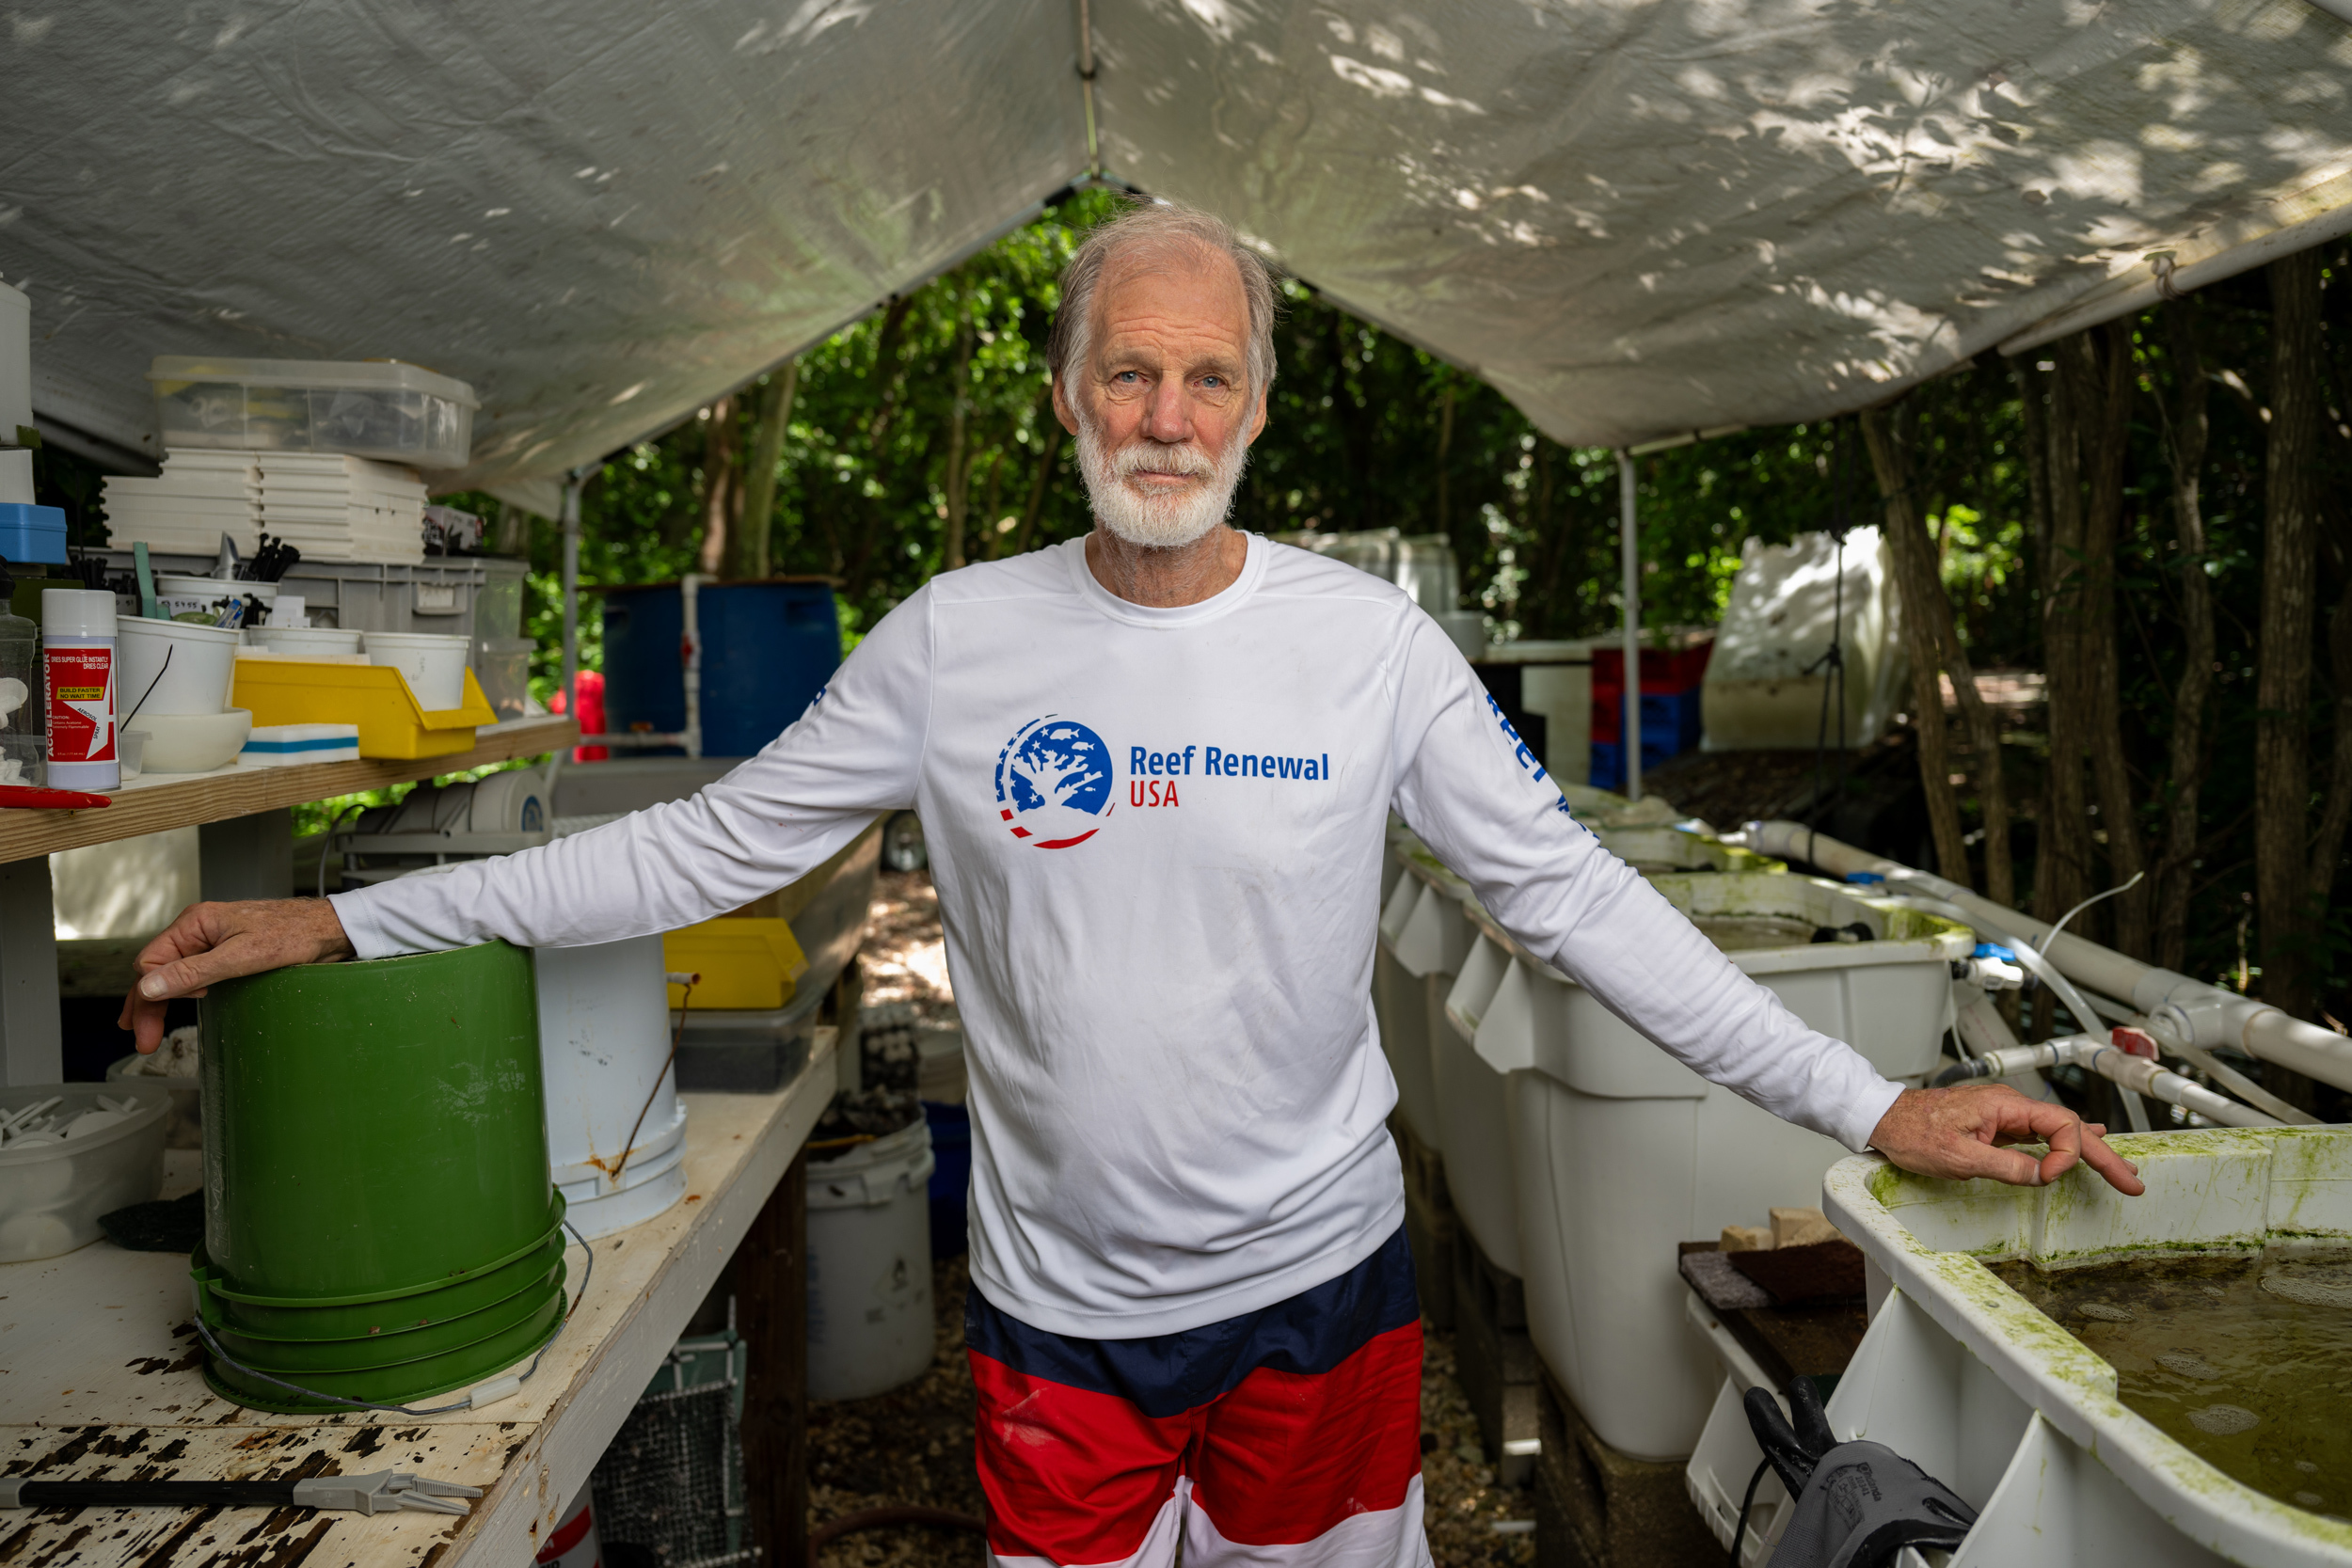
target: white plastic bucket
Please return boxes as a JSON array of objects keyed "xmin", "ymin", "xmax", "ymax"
[
  {"xmin": 246, "ymin": 625, "xmax": 362, "ymax": 657},
  {"xmin": 1684, "ymin": 1132, "xmax": 2352, "ymax": 1568},
  {"xmin": 532, "ymin": 936, "xmax": 688, "ymax": 1242},
  {"xmin": 807, "ymin": 1117, "xmax": 936, "ymax": 1401},
  {"xmin": 1495, "ymin": 872, "xmax": 1968, "ymax": 1460},
  {"xmin": 118, "ymin": 614, "xmax": 239, "ymax": 717},
  {"xmin": 363, "ymin": 629, "xmax": 470, "ymax": 709}
]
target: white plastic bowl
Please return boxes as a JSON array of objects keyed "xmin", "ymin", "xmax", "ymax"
[
  {"xmin": 363, "ymin": 629, "xmax": 470, "ymax": 710},
  {"xmin": 246, "ymin": 625, "xmax": 362, "ymax": 657},
  {"xmin": 0, "ymin": 1081, "xmax": 169, "ymax": 1261},
  {"xmin": 128, "ymin": 707, "xmax": 253, "ymax": 773},
  {"xmin": 119, "ymin": 614, "xmax": 240, "ymax": 717}
]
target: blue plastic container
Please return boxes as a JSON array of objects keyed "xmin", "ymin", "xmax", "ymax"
[
  {"xmin": 0, "ymin": 504, "xmax": 68, "ymax": 566},
  {"xmin": 921, "ymin": 1100, "xmax": 970, "ymax": 1259},
  {"xmin": 601, "ymin": 579, "xmax": 840, "ymax": 759}
]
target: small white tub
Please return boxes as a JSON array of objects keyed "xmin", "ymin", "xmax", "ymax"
[
  {"xmin": 532, "ymin": 936, "xmax": 688, "ymax": 1242},
  {"xmin": 1471, "ymin": 872, "xmax": 1968, "ymax": 1460},
  {"xmin": 118, "ymin": 614, "xmax": 239, "ymax": 716},
  {"xmin": 1686, "ymin": 1131, "xmax": 2352, "ymax": 1568},
  {"xmin": 363, "ymin": 629, "xmax": 470, "ymax": 709}
]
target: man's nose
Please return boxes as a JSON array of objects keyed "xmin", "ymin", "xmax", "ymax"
[{"xmin": 1141, "ymin": 377, "xmax": 1193, "ymax": 444}]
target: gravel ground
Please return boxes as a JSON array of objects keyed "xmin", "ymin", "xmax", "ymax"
[{"xmin": 807, "ymin": 875, "xmax": 1536, "ymax": 1566}]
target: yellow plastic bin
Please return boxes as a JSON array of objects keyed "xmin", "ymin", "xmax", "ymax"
[
  {"xmin": 663, "ymin": 918, "xmax": 808, "ymax": 1010},
  {"xmin": 232, "ymin": 657, "xmax": 494, "ymax": 759}
]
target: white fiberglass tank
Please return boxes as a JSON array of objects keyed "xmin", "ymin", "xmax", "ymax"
[
  {"xmin": 532, "ymin": 935, "xmax": 689, "ymax": 1241},
  {"xmin": 1474, "ymin": 871, "xmax": 1967, "ymax": 1459},
  {"xmin": 1689, "ymin": 1129, "xmax": 2352, "ymax": 1567}
]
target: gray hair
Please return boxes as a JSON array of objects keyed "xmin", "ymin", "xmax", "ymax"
[{"xmin": 1048, "ymin": 199, "xmax": 1280, "ymax": 401}]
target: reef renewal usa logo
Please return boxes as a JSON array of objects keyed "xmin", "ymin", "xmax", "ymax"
[{"xmin": 993, "ymin": 716, "xmax": 1115, "ymax": 848}]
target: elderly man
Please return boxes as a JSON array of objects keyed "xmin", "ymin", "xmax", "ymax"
[{"xmin": 128, "ymin": 200, "xmax": 2138, "ymax": 1568}]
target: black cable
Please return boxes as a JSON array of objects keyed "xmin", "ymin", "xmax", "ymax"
[{"xmin": 1728, "ymin": 1454, "xmax": 1773, "ymax": 1566}]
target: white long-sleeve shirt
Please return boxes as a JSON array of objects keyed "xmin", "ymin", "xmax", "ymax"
[{"xmin": 334, "ymin": 534, "xmax": 1903, "ymax": 1338}]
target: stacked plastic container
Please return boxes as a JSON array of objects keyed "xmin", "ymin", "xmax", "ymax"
[{"xmin": 1589, "ymin": 641, "xmax": 1712, "ymax": 793}]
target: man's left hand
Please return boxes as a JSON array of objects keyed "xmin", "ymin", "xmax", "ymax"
[{"xmin": 1867, "ymin": 1084, "xmax": 2145, "ymax": 1195}]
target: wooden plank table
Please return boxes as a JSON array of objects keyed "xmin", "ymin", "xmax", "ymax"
[
  {"xmin": 0, "ymin": 1030, "xmax": 832, "ymax": 1568},
  {"xmin": 0, "ymin": 717, "xmax": 579, "ymax": 865}
]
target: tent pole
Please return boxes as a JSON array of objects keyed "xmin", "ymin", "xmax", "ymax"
[
  {"xmin": 1074, "ymin": 0, "xmax": 1102, "ymax": 177},
  {"xmin": 560, "ymin": 467, "xmax": 585, "ymax": 736},
  {"xmin": 1618, "ymin": 450, "xmax": 1642, "ymax": 801}
]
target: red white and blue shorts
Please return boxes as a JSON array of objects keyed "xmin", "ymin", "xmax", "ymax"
[{"xmin": 967, "ymin": 1226, "xmax": 1432, "ymax": 1568}]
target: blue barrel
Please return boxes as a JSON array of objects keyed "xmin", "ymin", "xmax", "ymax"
[
  {"xmin": 602, "ymin": 580, "xmax": 840, "ymax": 758},
  {"xmin": 921, "ymin": 1100, "xmax": 971, "ymax": 1259}
]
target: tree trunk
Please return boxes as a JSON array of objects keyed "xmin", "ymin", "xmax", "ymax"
[
  {"xmin": 2151, "ymin": 302, "xmax": 2217, "ymax": 973},
  {"xmin": 2257, "ymin": 248, "xmax": 2325, "ymax": 1026},
  {"xmin": 2310, "ymin": 576, "xmax": 2352, "ymax": 912},
  {"xmin": 1436, "ymin": 385, "xmax": 1456, "ymax": 537},
  {"xmin": 1012, "ymin": 422, "xmax": 1065, "ymax": 555},
  {"xmin": 1860, "ymin": 404, "xmax": 1974, "ymax": 885},
  {"xmin": 2070, "ymin": 322, "xmax": 2150, "ymax": 957},
  {"xmin": 696, "ymin": 393, "xmax": 738, "ymax": 577},
  {"xmin": 2037, "ymin": 347, "xmax": 2093, "ymax": 939},
  {"xmin": 725, "ymin": 362, "xmax": 797, "ymax": 581},
  {"xmin": 942, "ymin": 318, "xmax": 976, "ymax": 572}
]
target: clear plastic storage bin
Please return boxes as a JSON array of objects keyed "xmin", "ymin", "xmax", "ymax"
[{"xmin": 149, "ymin": 356, "xmax": 477, "ymax": 468}]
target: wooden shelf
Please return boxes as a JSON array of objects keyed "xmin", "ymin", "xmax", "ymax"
[
  {"xmin": 0, "ymin": 1030, "xmax": 834, "ymax": 1568},
  {"xmin": 0, "ymin": 715, "xmax": 577, "ymax": 864}
]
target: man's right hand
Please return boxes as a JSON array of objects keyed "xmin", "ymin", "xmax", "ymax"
[{"xmin": 119, "ymin": 899, "xmax": 356, "ymax": 1053}]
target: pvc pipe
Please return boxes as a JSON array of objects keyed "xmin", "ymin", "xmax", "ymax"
[
  {"xmin": 560, "ymin": 469, "xmax": 584, "ymax": 728},
  {"xmin": 1749, "ymin": 819, "xmax": 2352, "ymax": 1095},
  {"xmin": 1618, "ymin": 450, "xmax": 1642, "ymax": 801},
  {"xmin": 679, "ymin": 572, "xmax": 704, "ymax": 760},
  {"xmin": 1935, "ymin": 1035, "xmax": 2280, "ymax": 1129}
]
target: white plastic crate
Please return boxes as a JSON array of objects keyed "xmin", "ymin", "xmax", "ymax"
[
  {"xmin": 1690, "ymin": 1132, "xmax": 2352, "ymax": 1567},
  {"xmin": 1473, "ymin": 873, "xmax": 1967, "ymax": 1459}
]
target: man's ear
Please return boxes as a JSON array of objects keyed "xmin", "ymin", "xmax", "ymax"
[
  {"xmin": 1052, "ymin": 372, "xmax": 1082, "ymax": 436},
  {"xmin": 1245, "ymin": 385, "xmax": 1269, "ymax": 448}
]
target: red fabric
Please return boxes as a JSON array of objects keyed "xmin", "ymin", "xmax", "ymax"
[
  {"xmin": 550, "ymin": 669, "xmax": 608, "ymax": 761},
  {"xmin": 971, "ymin": 1322, "xmax": 1424, "ymax": 1563}
]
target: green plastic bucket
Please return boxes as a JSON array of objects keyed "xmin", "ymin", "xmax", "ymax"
[
  {"xmin": 199, "ymin": 940, "xmax": 563, "ymax": 1408},
  {"xmin": 192, "ymin": 1219, "xmax": 566, "ymax": 1339},
  {"xmin": 205, "ymin": 1288, "xmax": 567, "ymax": 1415},
  {"xmin": 204, "ymin": 1255, "xmax": 566, "ymax": 1372}
]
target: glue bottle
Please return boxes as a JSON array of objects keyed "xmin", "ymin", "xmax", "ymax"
[{"xmin": 41, "ymin": 587, "xmax": 118, "ymax": 790}]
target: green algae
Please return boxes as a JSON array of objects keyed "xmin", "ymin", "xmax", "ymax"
[{"xmin": 1992, "ymin": 1249, "xmax": 2352, "ymax": 1520}]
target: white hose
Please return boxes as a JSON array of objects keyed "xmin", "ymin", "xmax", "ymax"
[{"xmin": 1749, "ymin": 819, "xmax": 2352, "ymax": 1097}]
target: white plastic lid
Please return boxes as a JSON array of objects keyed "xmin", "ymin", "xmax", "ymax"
[
  {"xmin": 147, "ymin": 356, "xmax": 479, "ymax": 409},
  {"xmin": 40, "ymin": 588, "xmax": 116, "ymax": 638}
]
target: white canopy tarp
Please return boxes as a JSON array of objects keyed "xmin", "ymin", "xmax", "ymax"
[{"xmin": 3, "ymin": 0, "xmax": 2347, "ymax": 488}]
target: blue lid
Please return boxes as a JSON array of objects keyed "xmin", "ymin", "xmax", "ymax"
[
  {"xmin": 0, "ymin": 503, "xmax": 69, "ymax": 567},
  {"xmin": 1843, "ymin": 870, "xmax": 1886, "ymax": 885},
  {"xmin": 1973, "ymin": 942, "xmax": 2017, "ymax": 961}
]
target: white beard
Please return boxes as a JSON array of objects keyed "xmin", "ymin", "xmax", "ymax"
[{"xmin": 1076, "ymin": 416, "xmax": 1249, "ymax": 549}]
